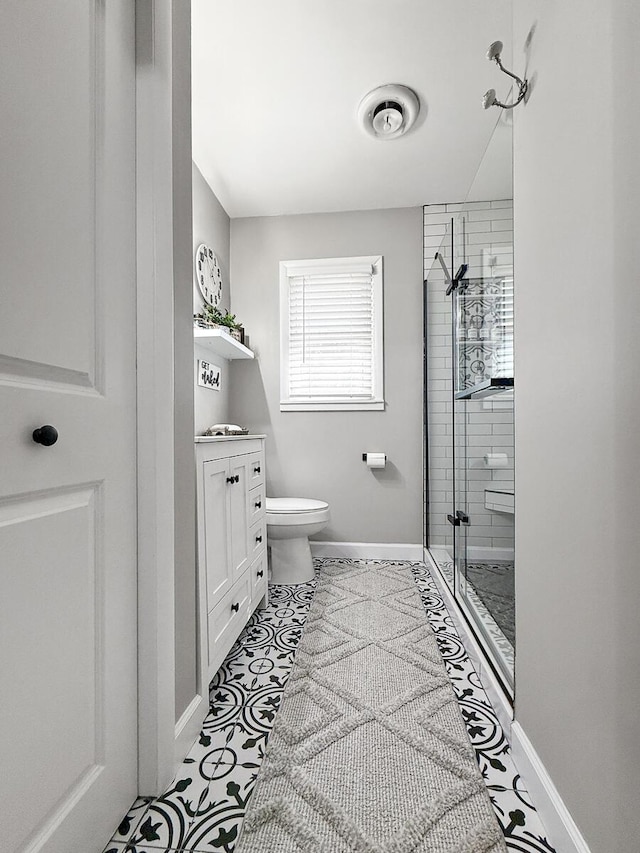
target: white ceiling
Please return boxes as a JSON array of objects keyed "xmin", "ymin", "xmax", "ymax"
[{"xmin": 191, "ymin": 0, "xmax": 513, "ymax": 219}]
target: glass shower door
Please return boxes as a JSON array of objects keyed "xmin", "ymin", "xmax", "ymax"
[
  {"xmin": 452, "ymin": 227, "xmax": 515, "ymax": 690},
  {"xmin": 425, "ymin": 221, "xmax": 455, "ymax": 590}
]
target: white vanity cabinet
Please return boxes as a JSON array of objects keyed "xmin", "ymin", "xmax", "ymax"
[{"xmin": 196, "ymin": 436, "xmax": 268, "ymax": 680}]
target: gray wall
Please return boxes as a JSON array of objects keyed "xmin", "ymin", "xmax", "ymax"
[
  {"xmin": 173, "ymin": 0, "xmax": 196, "ymax": 721},
  {"xmin": 175, "ymin": 160, "xmax": 232, "ymax": 719},
  {"xmin": 513, "ymin": 1, "xmax": 640, "ymax": 850},
  {"xmin": 193, "ymin": 161, "xmax": 231, "ymax": 433},
  {"xmin": 229, "ymin": 207, "xmax": 423, "ymax": 544}
]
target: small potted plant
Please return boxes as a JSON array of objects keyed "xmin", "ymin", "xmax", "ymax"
[{"xmin": 194, "ymin": 304, "xmax": 245, "ymax": 344}]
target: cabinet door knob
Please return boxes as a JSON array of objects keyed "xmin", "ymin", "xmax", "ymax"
[
  {"xmin": 234, "ymin": 474, "xmax": 240, "ymax": 483},
  {"xmin": 255, "ymin": 534, "xmax": 262, "ymax": 543},
  {"xmin": 32, "ymin": 425, "xmax": 58, "ymax": 446},
  {"xmin": 255, "ymin": 500, "xmax": 261, "ymax": 509},
  {"xmin": 226, "ymin": 476, "xmax": 234, "ymax": 484},
  {"xmin": 256, "ymin": 570, "xmax": 264, "ymax": 578},
  {"xmin": 231, "ymin": 602, "xmax": 239, "ymax": 613},
  {"xmin": 253, "ymin": 465, "xmax": 261, "ymax": 474}
]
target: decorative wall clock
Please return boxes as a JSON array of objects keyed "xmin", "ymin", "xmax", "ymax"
[{"xmin": 195, "ymin": 243, "xmax": 223, "ymax": 307}]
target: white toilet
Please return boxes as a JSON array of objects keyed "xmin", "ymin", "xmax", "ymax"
[{"xmin": 266, "ymin": 497, "xmax": 330, "ymax": 584}]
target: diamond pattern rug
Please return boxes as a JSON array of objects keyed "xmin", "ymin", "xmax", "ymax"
[{"xmin": 235, "ymin": 560, "xmax": 507, "ymax": 852}]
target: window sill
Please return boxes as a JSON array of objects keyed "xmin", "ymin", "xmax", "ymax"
[{"xmin": 280, "ymin": 400, "xmax": 385, "ymax": 412}]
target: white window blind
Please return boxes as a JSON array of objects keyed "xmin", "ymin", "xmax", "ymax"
[
  {"xmin": 280, "ymin": 256, "xmax": 384, "ymax": 411},
  {"xmin": 494, "ymin": 276, "xmax": 514, "ymax": 377}
]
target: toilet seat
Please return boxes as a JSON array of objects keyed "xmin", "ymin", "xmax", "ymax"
[
  {"xmin": 266, "ymin": 497, "xmax": 328, "ymax": 514},
  {"xmin": 266, "ymin": 497, "xmax": 330, "ymax": 527}
]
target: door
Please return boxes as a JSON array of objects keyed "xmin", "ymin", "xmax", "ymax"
[
  {"xmin": 0, "ymin": 3, "xmax": 138, "ymax": 852},
  {"xmin": 228, "ymin": 455, "xmax": 250, "ymax": 581},
  {"xmin": 203, "ymin": 458, "xmax": 233, "ymax": 608}
]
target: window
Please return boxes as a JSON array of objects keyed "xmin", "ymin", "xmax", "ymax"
[{"xmin": 280, "ymin": 256, "xmax": 384, "ymax": 411}]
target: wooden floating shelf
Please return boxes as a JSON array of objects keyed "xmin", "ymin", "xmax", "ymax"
[{"xmin": 193, "ymin": 327, "xmax": 254, "ymax": 360}]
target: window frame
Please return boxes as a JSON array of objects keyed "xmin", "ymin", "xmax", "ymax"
[{"xmin": 279, "ymin": 255, "xmax": 384, "ymax": 412}]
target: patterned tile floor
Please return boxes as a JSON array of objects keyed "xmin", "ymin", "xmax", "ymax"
[{"xmin": 103, "ymin": 560, "xmax": 556, "ymax": 853}]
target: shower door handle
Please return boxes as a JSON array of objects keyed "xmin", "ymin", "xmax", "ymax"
[
  {"xmin": 447, "ymin": 514, "xmax": 460, "ymax": 527},
  {"xmin": 456, "ymin": 510, "xmax": 470, "ymax": 525}
]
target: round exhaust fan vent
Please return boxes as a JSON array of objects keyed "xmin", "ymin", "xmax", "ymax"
[{"xmin": 358, "ymin": 84, "xmax": 420, "ymax": 140}]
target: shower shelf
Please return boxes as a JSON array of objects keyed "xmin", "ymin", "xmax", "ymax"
[{"xmin": 455, "ymin": 377, "xmax": 513, "ymax": 400}]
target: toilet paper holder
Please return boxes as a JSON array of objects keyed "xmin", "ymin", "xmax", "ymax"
[{"xmin": 362, "ymin": 452, "xmax": 387, "ymax": 468}]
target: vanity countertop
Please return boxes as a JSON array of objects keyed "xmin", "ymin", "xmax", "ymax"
[{"xmin": 194, "ymin": 434, "xmax": 266, "ymax": 443}]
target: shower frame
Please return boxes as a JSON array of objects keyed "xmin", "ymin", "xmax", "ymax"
[{"xmin": 424, "ymin": 212, "xmax": 515, "ymax": 700}]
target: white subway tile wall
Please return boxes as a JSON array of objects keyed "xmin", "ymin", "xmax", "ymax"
[{"xmin": 424, "ymin": 201, "xmax": 514, "ymax": 555}]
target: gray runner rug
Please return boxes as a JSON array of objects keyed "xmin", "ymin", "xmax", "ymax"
[{"xmin": 236, "ymin": 560, "xmax": 507, "ymax": 853}]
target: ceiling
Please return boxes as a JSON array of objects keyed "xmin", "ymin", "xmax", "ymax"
[{"xmin": 191, "ymin": 0, "xmax": 513, "ymax": 219}]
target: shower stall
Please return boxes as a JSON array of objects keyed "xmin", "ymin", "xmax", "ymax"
[{"xmin": 423, "ymin": 114, "xmax": 515, "ymax": 693}]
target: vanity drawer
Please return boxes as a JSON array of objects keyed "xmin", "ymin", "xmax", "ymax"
[
  {"xmin": 251, "ymin": 551, "xmax": 268, "ymax": 604},
  {"xmin": 208, "ymin": 569, "xmax": 252, "ymax": 677},
  {"xmin": 247, "ymin": 451, "xmax": 265, "ymax": 489},
  {"xmin": 249, "ymin": 517, "xmax": 267, "ymax": 562},
  {"xmin": 249, "ymin": 483, "xmax": 265, "ymax": 524}
]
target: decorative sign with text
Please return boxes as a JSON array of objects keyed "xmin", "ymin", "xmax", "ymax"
[{"xmin": 198, "ymin": 359, "xmax": 221, "ymax": 391}]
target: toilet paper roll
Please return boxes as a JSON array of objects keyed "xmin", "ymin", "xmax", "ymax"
[
  {"xmin": 365, "ymin": 452, "xmax": 386, "ymax": 469},
  {"xmin": 484, "ymin": 452, "xmax": 508, "ymax": 468}
]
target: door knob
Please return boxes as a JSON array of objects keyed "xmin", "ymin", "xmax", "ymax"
[
  {"xmin": 255, "ymin": 500, "xmax": 262, "ymax": 509},
  {"xmin": 231, "ymin": 602, "xmax": 239, "ymax": 613},
  {"xmin": 32, "ymin": 425, "xmax": 58, "ymax": 446},
  {"xmin": 254, "ymin": 465, "xmax": 261, "ymax": 474},
  {"xmin": 255, "ymin": 535, "xmax": 262, "ymax": 543},
  {"xmin": 256, "ymin": 570, "xmax": 264, "ymax": 578},
  {"xmin": 226, "ymin": 476, "xmax": 234, "ymax": 484},
  {"xmin": 235, "ymin": 475, "xmax": 240, "ymax": 483}
]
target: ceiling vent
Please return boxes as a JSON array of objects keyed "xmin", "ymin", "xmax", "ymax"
[{"xmin": 358, "ymin": 84, "xmax": 420, "ymax": 141}]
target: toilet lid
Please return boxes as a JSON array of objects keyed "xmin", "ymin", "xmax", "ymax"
[{"xmin": 266, "ymin": 497, "xmax": 329, "ymax": 514}]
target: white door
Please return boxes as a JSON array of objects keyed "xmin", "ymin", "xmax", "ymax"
[
  {"xmin": 228, "ymin": 456, "xmax": 250, "ymax": 581},
  {"xmin": 0, "ymin": 3, "xmax": 138, "ymax": 851},
  {"xmin": 203, "ymin": 458, "xmax": 233, "ymax": 608}
]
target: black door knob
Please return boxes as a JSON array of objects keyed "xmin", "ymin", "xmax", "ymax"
[
  {"xmin": 226, "ymin": 476, "xmax": 234, "ymax": 484},
  {"xmin": 231, "ymin": 602, "xmax": 239, "ymax": 613},
  {"xmin": 255, "ymin": 500, "xmax": 262, "ymax": 509},
  {"xmin": 256, "ymin": 570, "xmax": 264, "ymax": 578},
  {"xmin": 254, "ymin": 465, "xmax": 261, "ymax": 474},
  {"xmin": 32, "ymin": 425, "xmax": 58, "ymax": 446},
  {"xmin": 255, "ymin": 535, "xmax": 262, "ymax": 543},
  {"xmin": 234, "ymin": 475, "xmax": 240, "ymax": 483}
]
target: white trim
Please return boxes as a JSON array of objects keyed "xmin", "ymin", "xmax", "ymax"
[
  {"xmin": 281, "ymin": 400, "xmax": 384, "ymax": 412},
  {"xmin": 136, "ymin": 0, "xmax": 178, "ymax": 796},
  {"xmin": 424, "ymin": 547, "xmax": 514, "ymax": 737},
  {"xmin": 511, "ymin": 722, "xmax": 591, "ymax": 853},
  {"xmin": 174, "ymin": 694, "xmax": 208, "ymax": 765},
  {"xmin": 310, "ymin": 541, "xmax": 423, "ymax": 561}
]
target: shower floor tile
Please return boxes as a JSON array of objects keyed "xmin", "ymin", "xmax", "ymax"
[{"xmin": 102, "ymin": 561, "xmax": 554, "ymax": 853}]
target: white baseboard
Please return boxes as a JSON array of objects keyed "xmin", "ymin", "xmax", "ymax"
[
  {"xmin": 174, "ymin": 693, "xmax": 208, "ymax": 766},
  {"xmin": 511, "ymin": 722, "xmax": 591, "ymax": 853},
  {"xmin": 424, "ymin": 547, "xmax": 514, "ymax": 739},
  {"xmin": 310, "ymin": 541, "xmax": 423, "ymax": 561},
  {"xmin": 467, "ymin": 545, "xmax": 515, "ymax": 562}
]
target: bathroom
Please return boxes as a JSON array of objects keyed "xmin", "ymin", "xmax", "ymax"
[
  {"xmin": 2, "ymin": 2, "xmax": 640, "ymax": 853},
  {"xmin": 173, "ymin": 3, "xmax": 640, "ymax": 849}
]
